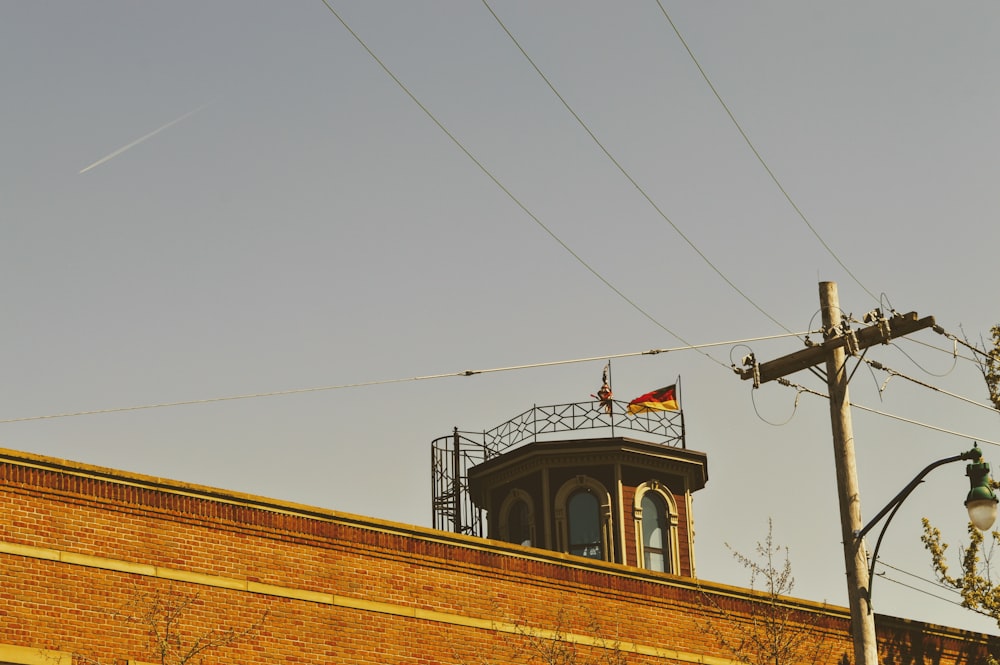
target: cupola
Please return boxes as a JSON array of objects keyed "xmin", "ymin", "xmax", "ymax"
[{"xmin": 431, "ymin": 388, "xmax": 709, "ymax": 576}]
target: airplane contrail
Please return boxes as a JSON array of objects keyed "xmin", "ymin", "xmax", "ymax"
[{"xmin": 78, "ymin": 102, "xmax": 213, "ymax": 174}]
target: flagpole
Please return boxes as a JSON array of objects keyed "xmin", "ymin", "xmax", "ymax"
[
  {"xmin": 677, "ymin": 375, "xmax": 685, "ymax": 450},
  {"xmin": 607, "ymin": 360, "xmax": 615, "ymax": 437}
]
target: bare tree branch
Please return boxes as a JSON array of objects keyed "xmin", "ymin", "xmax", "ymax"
[
  {"xmin": 699, "ymin": 519, "xmax": 834, "ymax": 665},
  {"xmin": 75, "ymin": 583, "xmax": 266, "ymax": 665}
]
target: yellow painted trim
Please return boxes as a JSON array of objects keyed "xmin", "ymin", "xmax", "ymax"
[
  {"xmin": 0, "ymin": 542, "xmax": 59, "ymax": 562},
  {"xmin": 156, "ymin": 567, "xmax": 245, "ymax": 590},
  {"xmin": 247, "ymin": 581, "xmax": 333, "ymax": 604},
  {"xmin": 60, "ymin": 551, "xmax": 155, "ymax": 576},
  {"xmin": 0, "ymin": 644, "xmax": 71, "ymax": 665},
  {"xmin": 0, "ymin": 539, "xmax": 741, "ymax": 664},
  {"xmin": 336, "ymin": 595, "xmax": 411, "ymax": 616}
]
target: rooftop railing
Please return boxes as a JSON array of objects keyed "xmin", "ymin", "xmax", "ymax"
[
  {"xmin": 431, "ymin": 400, "xmax": 684, "ymax": 536},
  {"xmin": 480, "ymin": 399, "xmax": 684, "ymax": 456}
]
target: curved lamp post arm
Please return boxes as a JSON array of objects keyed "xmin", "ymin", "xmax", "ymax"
[{"xmin": 854, "ymin": 447, "xmax": 992, "ymax": 610}]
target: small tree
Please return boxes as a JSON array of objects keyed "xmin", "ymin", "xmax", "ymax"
[
  {"xmin": 920, "ymin": 324, "xmax": 1000, "ymax": 661},
  {"xmin": 700, "ymin": 520, "xmax": 832, "ymax": 665},
  {"xmin": 469, "ymin": 602, "xmax": 626, "ymax": 665},
  {"xmin": 922, "ymin": 521, "xmax": 1000, "ymax": 664},
  {"xmin": 977, "ymin": 324, "xmax": 1000, "ymax": 412},
  {"xmin": 73, "ymin": 583, "xmax": 266, "ymax": 665},
  {"xmin": 508, "ymin": 607, "xmax": 626, "ymax": 665}
]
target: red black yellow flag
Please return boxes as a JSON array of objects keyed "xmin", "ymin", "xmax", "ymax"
[{"xmin": 627, "ymin": 385, "xmax": 678, "ymax": 414}]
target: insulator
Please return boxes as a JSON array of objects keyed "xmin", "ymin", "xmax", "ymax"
[{"xmin": 845, "ymin": 329, "xmax": 860, "ymax": 356}]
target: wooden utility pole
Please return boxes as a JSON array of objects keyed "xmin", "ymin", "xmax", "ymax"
[
  {"xmin": 821, "ymin": 282, "xmax": 878, "ymax": 665},
  {"xmin": 738, "ymin": 281, "xmax": 935, "ymax": 665}
]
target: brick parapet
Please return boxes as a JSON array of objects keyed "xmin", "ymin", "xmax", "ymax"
[
  {"xmin": 0, "ymin": 447, "xmax": 994, "ymax": 664},
  {"xmin": 0, "ymin": 448, "xmax": 724, "ymax": 602}
]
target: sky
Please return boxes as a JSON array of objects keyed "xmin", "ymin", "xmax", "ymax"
[{"xmin": 3, "ymin": 1, "xmax": 1000, "ymax": 636}]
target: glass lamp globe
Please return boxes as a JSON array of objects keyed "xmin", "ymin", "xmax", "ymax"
[{"xmin": 967, "ymin": 497, "xmax": 998, "ymax": 532}]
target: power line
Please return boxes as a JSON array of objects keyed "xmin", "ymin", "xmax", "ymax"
[
  {"xmin": 864, "ymin": 358, "xmax": 998, "ymax": 413},
  {"xmin": 896, "ymin": 337, "xmax": 980, "ymax": 365},
  {"xmin": 887, "ymin": 339, "xmax": 959, "ymax": 378},
  {"xmin": 316, "ymin": 0, "xmax": 713, "ymax": 365},
  {"xmin": 774, "ymin": 378, "xmax": 1000, "ymax": 448},
  {"xmin": 0, "ymin": 332, "xmax": 810, "ymax": 425},
  {"xmin": 480, "ymin": 1, "xmax": 797, "ymax": 337},
  {"xmin": 875, "ymin": 560, "xmax": 1000, "ymax": 621},
  {"xmin": 933, "ymin": 324, "xmax": 993, "ymax": 359},
  {"xmin": 653, "ymin": 1, "xmax": 879, "ymax": 304},
  {"xmin": 893, "ymin": 324, "xmax": 993, "ymax": 365},
  {"xmin": 852, "ymin": 401, "xmax": 1000, "ymax": 447},
  {"xmin": 875, "ymin": 560, "xmax": 958, "ymax": 598},
  {"xmin": 875, "ymin": 571, "xmax": 973, "ymax": 612}
]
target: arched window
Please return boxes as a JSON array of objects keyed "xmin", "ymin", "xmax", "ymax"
[
  {"xmin": 633, "ymin": 481, "xmax": 679, "ymax": 573},
  {"xmin": 507, "ymin": 499, "xmax": 532, "ymax": 547},
  {"xmin": 498, "ymin": 489, "xmax": 536, "ymax": 548},
  {"xmin": 641, "ymin": 493, "xmax": 668, "ymax": 571},
  {"xmin": 554, "ymin": 476, "xmax": 614, "ymax": 562},
  {"xmin": 567, "ymin": 490, "xmax": 603, "ymax": 559}
]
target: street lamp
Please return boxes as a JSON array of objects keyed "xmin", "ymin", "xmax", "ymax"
[
  {"xmin": 854, "ymin": 444, "xmax": 999, "ymax": 608},
  {"xmin": 966, "ymin": 453, "xmax": 999, "ymax": 531}
]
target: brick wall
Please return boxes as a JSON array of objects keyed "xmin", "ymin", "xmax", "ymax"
[{"xmin": 0, "ymin": 448, "xmax": 993, "ymax": 664}]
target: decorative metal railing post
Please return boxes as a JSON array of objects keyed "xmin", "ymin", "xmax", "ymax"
[
  {"xmin": 452, "ymin": 427, "xmax": 461, "ymax": 534},
  {"xmin": 680, "ymin": 410, "xmax": 686, "ymax": 449}
]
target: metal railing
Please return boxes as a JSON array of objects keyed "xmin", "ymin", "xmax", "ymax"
[
  {"xmin": 431, "ymin": 428, "xmax": 488, "ymax": 537},
  {"xmin": 431, "ymin": 400, "xmax": 685, "ymax": 536},
  {"xmin": 482, "ymin": 399, "xmax": 684, "ymax": 455}
]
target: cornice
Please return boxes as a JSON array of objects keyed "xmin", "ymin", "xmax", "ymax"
[{"xmin": 468, "ymin": 437, "xmax": 707, "ymax": 499}]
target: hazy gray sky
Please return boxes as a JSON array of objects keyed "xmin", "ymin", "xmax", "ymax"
[{"xmin": 3, "ymin": 2, "xmax": 999, "ymax": 634}]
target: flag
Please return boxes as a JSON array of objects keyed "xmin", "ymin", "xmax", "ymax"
[
  {"xmin": 591, "ymin": 363, "xmax": 613, "ymax": 414},
  {"xmin": 627, "ymin": 385, "xmax": 678, "ymax": 414}
]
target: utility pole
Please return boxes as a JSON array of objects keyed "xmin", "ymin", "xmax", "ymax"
[
  {"xmin": 821, "ymin": 282, "xmax": 877, "ymax": 665},
  {"xmin": 738, "ymin": 281, "xmax": 935, "ymax": 665}
]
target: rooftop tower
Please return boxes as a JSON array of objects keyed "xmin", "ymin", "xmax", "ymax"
[{"xmin": 431, "ymin": 385, "xmax": 708, "ymax": 575}]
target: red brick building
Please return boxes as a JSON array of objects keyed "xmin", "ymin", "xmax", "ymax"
[{"xmin": 0, "ymin": 440, "xmax": 994, "ymax": 664}]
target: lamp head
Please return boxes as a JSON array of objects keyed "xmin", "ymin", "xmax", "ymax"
[{"xmin": 966, "ymin": 452, "xmax": 998, "ymax": 531}]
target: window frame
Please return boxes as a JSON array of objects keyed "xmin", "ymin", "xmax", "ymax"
[
  {"xmin": 497, "ymin": 488, "xmax": 536, "ymax": 547},
  {"xmin": 633, "ymin": 480, "xmax": 679, "ymax": 573},
  {"xmin": 554, "ymin": 475, "xmax": 614, "ymax": 562}
]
